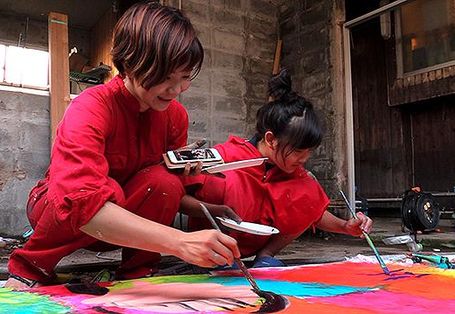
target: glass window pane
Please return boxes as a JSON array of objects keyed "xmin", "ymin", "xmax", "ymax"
[
  {"xmin": 21, "ymin": 48, "xmax": 48, "ymax": 88},
  {"xmin": 4, "ymin": 46, "xmax": 48, "ymax": 88},
  {"xmin": 0, "ymin": 45, "xmax": 5, "ymax": 81},
  {"xmin": 4, "ymin": 46, "xmax": 23, "ymax": 84},
  {"xmin": 400, "ymin": 0, "xmax": 455, "ymax": 73}
]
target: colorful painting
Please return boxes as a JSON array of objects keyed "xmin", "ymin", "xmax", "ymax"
[{"xmin": 1, "ymin": 257, "xmax": 455, "ymax": 313}]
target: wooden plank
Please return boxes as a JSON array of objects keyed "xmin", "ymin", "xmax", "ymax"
[
  {"xmin": 415, "ymin": 72, "xmax": 422, "ymax": 85},
  {"xmin": 450, "ymin": 65, "xmax": 455, "ymax": 77},
  {"xmin": 412, "ymin": 97, "xmax": 455, "ymax": 191},
  {"xmin": 272, "ymin": 39, "xmax": 282, "ymax": 75},
  {"xmin": 435, "ymin": 69, "xmax": 443, "ymax": 80},
  {"xmin": 48, "ymin": 12, "xmax": 70, "ymax": 146},
  {"xmin": 443, "ymin": 66, "xmax": 451, "ymax": 78},
  {"xmin": 429, "ymin": 69, "xmax": 436, "ymax": 82},
  {"xmin": 351, "ymin": 19, "xmax": 401, "ymax": 198},
  {"xmin": 90, "ymin": 7, "xmax": 118, "ymax": 82}
]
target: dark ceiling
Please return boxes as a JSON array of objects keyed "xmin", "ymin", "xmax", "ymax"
[{"xmin": 0, "ymin": 0, "xmax": 114, "ymax": 29}]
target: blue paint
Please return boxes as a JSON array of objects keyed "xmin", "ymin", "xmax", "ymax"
[{"xmin": 208, "ymin": 277, "xmax": 372, "ymax": 297}]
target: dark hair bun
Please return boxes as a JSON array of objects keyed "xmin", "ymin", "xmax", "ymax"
[{"xmin": 268, "ymin": 68, "xmax": 292, "ymax": 101}]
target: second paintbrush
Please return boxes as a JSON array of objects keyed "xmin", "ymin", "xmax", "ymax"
[{"xmin": 339, "ymin": 190, "xmax": 391, "ymax": 276}]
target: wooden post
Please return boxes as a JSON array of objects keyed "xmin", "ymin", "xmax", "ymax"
[
  {"xmin": 48, "ymin": 12, "xmax": 70, "ymax": 146},
  {"xmin": 272, "ymin": 39, "xmax": 282, "ymax": 75},
  {"xmin": 90, "ymin": 7, "xmax": 118, "ymax": 82},
  {"xmin": 268, "ymin": 39, "xmax": 283, "ymax": 101}
]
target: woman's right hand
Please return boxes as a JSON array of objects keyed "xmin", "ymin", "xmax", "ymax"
[
  {"xmin": 183, "ymin": 161, "xmax": 203, "ymax": 176},
  {"xmin": 176, "ymin": 230, "xmax": 240, "ymax": 268}
]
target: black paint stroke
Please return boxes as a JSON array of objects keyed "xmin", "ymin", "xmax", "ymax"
[
  {"xmin": 254, "ymin": 290, "xmax": 288, "ymax": 313},
  {"xmin": 92, "ymin": 305, "xmax": 121, "ymax": 313}
]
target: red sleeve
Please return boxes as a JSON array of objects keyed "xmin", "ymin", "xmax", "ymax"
[
  {"xmin": 213, "ymin": 136, "xmax": 262, "ymax": 162},
  {"xmin": 270, "ymin": 172, "xmax": 330, "ymax": 236},
  {"xmin": 180, "ymin": 173, "xmax": 207, "ymax": 192},
  {"xmin": 167, "ymin": 100, "xmax": 188, "ymax": 150},
  {"xmin": 47, "ymin": 89, "xmax": 125, "ymax": 233}
]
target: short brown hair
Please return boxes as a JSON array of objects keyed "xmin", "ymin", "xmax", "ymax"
[{"xmin": 112, "ymin": 2, "xmax": 203, "ymax": 89}]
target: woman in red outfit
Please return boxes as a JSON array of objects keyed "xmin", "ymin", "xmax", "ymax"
[
  {"xmin": 7, "ymin": 2, "xmax": 239, "ymax": 289},
  {"xmin": 180, "ymin": 69, "xmax": 372, "ymax": 267}
]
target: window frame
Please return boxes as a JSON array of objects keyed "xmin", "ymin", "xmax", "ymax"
[
  {"xmin": 0, "ymin": 43, "xmax": 49, "ymax": 90},
  {"xmin": 394, "ymin": 0, "xmax": 455, "ymax": 78}
]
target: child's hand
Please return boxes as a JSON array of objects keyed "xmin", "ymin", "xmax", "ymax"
[
  {"xmin": 206, "ymin": 204, "xmax": 242, "ymax": 224},
  {"xmin": 344, "ymin": 212, "xmax": 373, "ymax": 238}
]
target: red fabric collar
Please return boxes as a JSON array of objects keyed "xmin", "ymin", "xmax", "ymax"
[
  {"xmin": 222, "ymin": 135, "xmax": 307, "ymax": 180},
  {"xmin": 110, "ymin": 75, "xmax": 141, "ymax": 113}
]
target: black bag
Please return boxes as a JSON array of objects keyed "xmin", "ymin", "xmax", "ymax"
[{"xmin": 401, "ymin": 189, "xmax": 440, "ymax": 232}]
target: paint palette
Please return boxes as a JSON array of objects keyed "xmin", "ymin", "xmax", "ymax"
[
  {"xmin": 216, "ymin": 217, "xmax": 280, "ymax": 235},
  {"xmin": 202, "ymin": 157, "xmax": 268, "ymax": 174}
]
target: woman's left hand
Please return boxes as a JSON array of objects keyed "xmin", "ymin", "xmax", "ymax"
[
  {"xmin": 178, "ymin": 139, "xmax": 206, "ymax": 176},
  {"xmin": 344, "ymin": 212, "xmax": 373, "ymax": 238}
]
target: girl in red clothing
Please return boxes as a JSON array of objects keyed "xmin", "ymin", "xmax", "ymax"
[
  {"xmin": 180, "ymin": 69, "xmax": 372, "ymax": 267},
  {"xmin": 7, "ymin": 2, "xmax": 239, "ymax": 289}
]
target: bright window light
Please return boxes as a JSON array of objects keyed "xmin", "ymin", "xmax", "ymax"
[
  {"xmin": 5, "ymin": 46, "xmax": 23, "ymax": 84},
  {"xmin": 0, "ymin": 45, "xmax": 5, "ymax": 81},
  {"xmin": 3, "ymin": 45, "xmax": 49, "ymax": 89}
]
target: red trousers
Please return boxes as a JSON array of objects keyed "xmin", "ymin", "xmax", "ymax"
[{"xmin": 8, "ymin": 165, "xmax": 184, "ymax": 283}]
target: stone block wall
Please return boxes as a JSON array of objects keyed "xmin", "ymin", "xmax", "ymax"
[
  {"xmin": 0, "ymin": 0, "xmax": 280, "ymax": 236},
  {"xmin": 0, "ymin": 89, "xmax": 50, "ymax": 236},
  {"xmin": 277, "ymin": 0, "xmax": 346, "ymax": 200},
  {"xmin": 176, "ymin": 0, "xmax": 279, "ymax": 144},
  {"xmin": 0, "ymin": 0, "xmax": 348, "ymax": 235}
]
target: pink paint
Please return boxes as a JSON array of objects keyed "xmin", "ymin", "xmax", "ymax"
[
  {"xmin": 5, "ymin": 260, "xmax": 455, "ymax": 313},
  {"xmin": 308, "ymin": 289, "xmax": 455, "ymax": 314},
  {"xmin": 83, "ymin": 281, "xmax": 259, "ymax": 312}
]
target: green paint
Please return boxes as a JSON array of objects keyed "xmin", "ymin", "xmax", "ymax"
[
  {"xmin": 110, "ymin": 274, "xmax": 210, "ymax": 290},
  {"xmin": 0, "ymin": 288, "xmax": 70, "ymax": 313}
]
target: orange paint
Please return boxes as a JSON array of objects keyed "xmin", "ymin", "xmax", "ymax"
[
  {"xmin": 254, "ymin": 262, "xmax": 395, "ymax": 287},
  {"xmin": 386, "ymin": 275, "xmax": 455, "ymax": 299},
  {"xmin": 278, "ymin": 296, "xmax": 375, "ymax": 314}
]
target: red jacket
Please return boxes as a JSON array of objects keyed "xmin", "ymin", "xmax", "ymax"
[
  {"xmin": 34, "ymin": 75, "xmax": 188, "ymax": 232},
  {"xmin": 183, "ymin": 136, "xmax": 330, "ymax": 256}
]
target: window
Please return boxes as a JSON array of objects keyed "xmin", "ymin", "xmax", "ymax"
[
  {"xmin": 0, "ymin": 45, "xmax": 5, "ymax": 81},
  {"xmin": 396, "ymin": 0, "xmax": 455, "ymax": 75},
  {"xmin": 0, "ymin": 44, "xmax": 49, "ymax": 89}
]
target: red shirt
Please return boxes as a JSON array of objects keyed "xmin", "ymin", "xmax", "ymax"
[
  {"xmin": 183, "ymin": 136, "xmax": 330, "ymax": 256},
  {"xmin": 38, "ymin": 75, "xmax": 188, "ymax": 232}
]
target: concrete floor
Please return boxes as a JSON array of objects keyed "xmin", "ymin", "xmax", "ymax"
[{"xmin": 1, "ymin": 217, "xmax": 454, "ymax": 280}]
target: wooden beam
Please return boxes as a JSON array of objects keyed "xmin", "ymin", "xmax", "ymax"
[
  {"xmin": 90, "ymin": 7, "xmax": 118, "ymax": 82},
  {"xmin": 48, "ymin": 12, "xmax": 70, "ymax": 146},
  {"xmin": 268, "ymin": 39, "xmax": 283, "ymax": 101},
  {"xmin": 272, "ymin": 39, "xmax": 282, "ymax": 75}
]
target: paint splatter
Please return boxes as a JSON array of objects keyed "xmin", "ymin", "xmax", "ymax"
[
  {"xmin": 0, "ymin": 288, "xmax": 70, "ymax": 313},
  {"xmin": 1, "ymin": 259, "xmax": 455, "ymax": 313},
  {"xmin": 82, "ymin": 281, "xmax": 259, "ymax": 312}
]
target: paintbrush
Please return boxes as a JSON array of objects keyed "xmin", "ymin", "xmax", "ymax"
[
  {"xmin": 199, "ymin": 203, "xmax": 261, "ymax": 292},
  {"xmin": 339, "ymin": 190, "xmax": 391, "ymax": 275}
]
